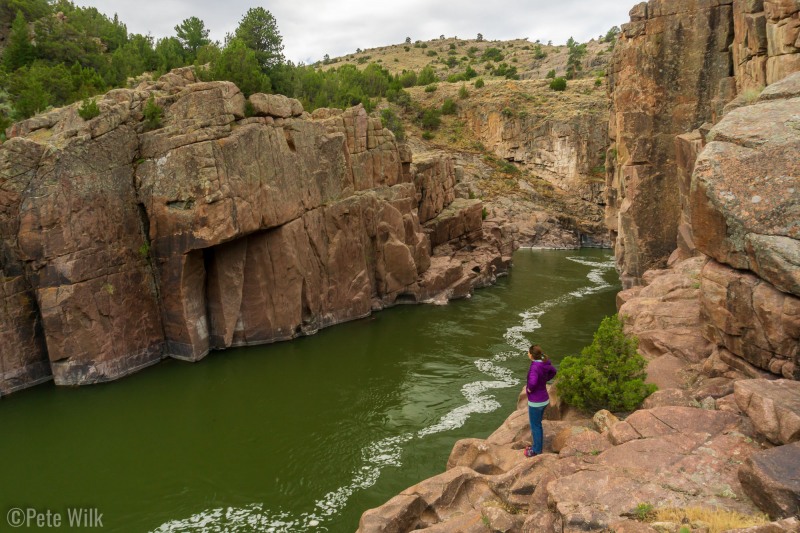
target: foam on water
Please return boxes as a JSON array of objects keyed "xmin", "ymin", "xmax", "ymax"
[{"xmin": 152, "ymin": 255, "xmax": 616, "ymax": 532}]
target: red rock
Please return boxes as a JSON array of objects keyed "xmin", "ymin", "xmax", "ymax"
[
  {"xmin": 735, "ymin": 379, "xmax": 800, "ymax": 444},
  {"xmin": 738, "ymin": 442, "xmax": 800, "ymax": 519},
  {"xmin": 607, "ymin": 0, "xmax": 734, "ymax": 283}
]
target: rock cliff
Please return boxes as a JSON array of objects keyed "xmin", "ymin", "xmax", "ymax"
[
  {"xmin": 361, "ymin": 0, "xmax": 800, "ymax": 530},
  {"xmin": 405, "ymin": 79, "xmax": 611, "ymax": 249},
  {"xmin": 0, "ymin": 68, "xmax": 512, "ymax": 394}
]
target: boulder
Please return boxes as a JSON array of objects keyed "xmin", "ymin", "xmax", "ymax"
[
  {"xmin": 738, "ymin": 442, "xmax": 800, "ymax": 519},
  {"xmin": 735, "ymin": 379, "xmax": 800, "ymax": 444},
  {"xmin": 692, "ymin": 78, "xmax": 800, "ymax": 299},
  {"xmin": 248, "ymin": 93, "xmax": 303, "ymax": 118},
  {"xmin": 592, "ymin": 409, "xmax": 620, "ymax": 433},
  {"xmin": 356, "ymin": 467, "xmax": 498, "ymax": 533},
  {"xmin": 700, "ymin": 259, "xmax": 800, "ymax": 380}
]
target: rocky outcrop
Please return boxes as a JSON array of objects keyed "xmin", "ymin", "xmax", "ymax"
[
  {"xmin": 607, "ymin": 0, "xmax": 736, "ymax": 287},
  {"xmin": 735, "ymin": 379, "xmax": 800, "ymax": 445},
  {"xmin": 733, "ymin": 0, "xmax": 800, "ymax": 92},
  {"xmin": 0, "ymin": 69, "xmax": 510, "ymax": 393},
  {"xmin": 738, "ymin": 441, "xmax": 800, "ymax": 520},
  {"xmin": 458, "ymin": 80, "xmax": 608, "ymax": 204},
  {"xmin": 358, "ymin": 404, "xmax": 769, "ymax": 532}
]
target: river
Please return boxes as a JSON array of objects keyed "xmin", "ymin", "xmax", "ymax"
[{"xmin": 0, "ymin": 249, "xmax": 619, "ymax": 532}]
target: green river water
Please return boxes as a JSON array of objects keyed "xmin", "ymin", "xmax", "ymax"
[{"xmin": 1, "ymin": 249, "xmax": 619, "ymax": 532}]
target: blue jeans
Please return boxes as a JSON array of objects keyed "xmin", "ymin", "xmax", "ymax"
[{"xmin": 528, "ymin": 404, "xmax": 546, "ymax": 454}]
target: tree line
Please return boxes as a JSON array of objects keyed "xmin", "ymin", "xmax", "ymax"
[{"xmin": 0, "ymin": 0, "xmax": 447, "ymax": 136}]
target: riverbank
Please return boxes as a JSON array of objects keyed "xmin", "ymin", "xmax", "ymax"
[{"xmin": 357, "ymin": 255, "xmax": 800, "ymax": 532}]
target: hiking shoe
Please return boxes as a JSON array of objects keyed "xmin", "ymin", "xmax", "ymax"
[{"xmin": 523, "ymin": 446, "xmax": 537, "ymax": 458}]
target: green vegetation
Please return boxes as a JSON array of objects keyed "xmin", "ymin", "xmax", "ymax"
[
  {"xmin": 546, "ymin": 69, "xmax": 556, "ymax": 79},
  {"xmin": 634, "ymin": 503, "xmax": 654, "ymax": 521},
  {"xmin": 555, "ymin": 315, "xmax": 657, "ymax": 412},
  {"xmin": 420, "ymin": 108, "xmax": 441, "ymax": 130},
  {"xmin": 482, "ymin": 47, "xmax": 504, "ymax": 62},
  {"xmin": 458, "ymin": 84, "xmax": 469, "ymax": 99},
  {"xmin": 474, "ymin": 77, "xmax": 485, "ymax": 88},
  {"xmin": 380, "ymin": 108, "xmax": 404, "ymax": 141},
  {"xmin": 441, "ymin": 98, "xmax": 457, "ymax": 115},
  {"xmin": 566, "ymin": 37, "xmax": 587, "ymax": 79},
  {"xmin": 604, "ymin": 26, "xmax": 621, "ymax": 44},
  {"xmin": 143, "ymin": 95, "xmax": 163, "ymax": 130},
  {"xmin": 550, "ymin": 77, "xmax": 567, "ymax": 91},
  {"xmin": 77, "ymin": 98, "xmax": 99, "ymax": 120},
  {"xmin": 424, "ymin": 84, "xmax": 437, "ymax": 93}
]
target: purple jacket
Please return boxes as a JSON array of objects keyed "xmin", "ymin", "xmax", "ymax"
[{"xmin": 526, "ymin": 360, "xmax": 557, "ymax": 403}]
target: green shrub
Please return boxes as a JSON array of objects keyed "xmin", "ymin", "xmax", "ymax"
[
  {"xmin": 143, "ymin": 95, "xmax": 163, "ymax": 130},
  {"xmin": 549, "ymin": 77, "xmax": 567, "ymax": 91},
  {"xmin": 481, "ymin": 207, "xmax": 488, "ymax": 220},
  {"xmin": 458, "ymin": 84, "xmax": 469, "ymax": 99},
  {"xmin": 421, "ymin": 131, "xmax": 434, "ymax": 140},
  {"xmin": 77, "ymin": 98, "xmax": 100, "ymax": 120},
  {"xmin": 420, "ymin": 108, "xmax": 441, "ymax": 130},
  {"xmin": 483, "ymin": 47, "xmax": 504, "ymax": 62},
  {"xmin": 441, "ymin": 98, "xmax": 457, "ymax": 115},
  {"xmin": 555, "ymin": 315, "xmax": 657, "ymax": 412},
  {"xmin": 474, "ymin": 77, "xmax": 484, "ymax": 88},
  {"xmin": 417, "ymin": 65, "xmax": 437, "ymax": 85},
  {"xmin": 546, "ymin": 69, "xmax": 556, "ymax": 79},
  {"xmin": 380, "ymin": 108, "xmax": 404, "ymax": 141},
  {"xmin": 424, "ymin": 84, "xmax": 438, "ymax": 93}
]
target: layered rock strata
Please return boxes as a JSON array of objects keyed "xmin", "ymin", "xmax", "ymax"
[
  {"xmin": 0, "ymin": 69, "xmax": 511, "ymax": 393},
  {"xmin": 607, "ymin": 0, "xmax": 736, "ymax": 287}
]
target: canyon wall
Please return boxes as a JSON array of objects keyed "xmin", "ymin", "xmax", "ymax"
[
  {"xmin": 0, "ymin": 69, "xmax": 511, "ymax": 395},
  {"xmin": 606, "ymin": 0, "xmax": 735, "ymax": 287},
  {"xmin": 460, "ymin": 88, "xmax": 608, "ymax": 204},
  {"xmin": 607, "ymin": 0, "xmax": 800, "ymax": 382}
]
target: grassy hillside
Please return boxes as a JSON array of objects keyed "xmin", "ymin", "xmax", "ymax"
[{"xmin": 317, "ymin": 36, "xmax": 613, "ymax": 82}]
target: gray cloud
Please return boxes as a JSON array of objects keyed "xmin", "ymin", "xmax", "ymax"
[{"xmin": 74, "ymin": 0, "xmax": 633, "ymax": 64}]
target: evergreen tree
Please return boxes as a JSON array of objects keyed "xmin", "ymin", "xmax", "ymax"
[
  {"xmin": 234, "ymin": 7, "xmax": 284, "ymax": 70},
  {"xmin": 155, "ymin": 37, "xmax": 186, "ymax": 74},
  {"xmin": 3, "ymin": 11, "xmax": 36, "ymax": 71},
  {"xmin": 565, "ymin": 36, "xmax": 587, "ymax": 80},
  {"xmin": 175, "ymin": 16, "xmax": 211, "ymax": 58},
  {"xmin": 203, "ymin": 38, "xmax": 269, "ymax": 96},
  {"xmin": 555, "ymin": 315, "xmax": 657, "ymax": 412}
]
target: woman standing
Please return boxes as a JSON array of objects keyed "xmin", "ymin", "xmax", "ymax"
[{"xmin": 524, "ymin": 345, "xmax": 557, "ymax": 458}]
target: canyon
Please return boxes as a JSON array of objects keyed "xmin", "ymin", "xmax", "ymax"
[
  {"xmin": 359, "ymin": 0, "xmax": 800, "ymax": 531},
  {"xmin": 1, "ymin": 0, "xmax": 799, "ymax": 530}
]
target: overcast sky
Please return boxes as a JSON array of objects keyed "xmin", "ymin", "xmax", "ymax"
[{"xmin": 72, "ymin": 1, "xmax": 634, "ymax": 64}]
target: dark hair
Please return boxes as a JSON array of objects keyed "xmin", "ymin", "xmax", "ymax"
[{"xmin": 529, "ymin": 345, "xmax": 545, "ymax": 360}]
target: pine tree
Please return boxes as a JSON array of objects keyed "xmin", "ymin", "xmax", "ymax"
[
  {"xmin": 3, "ymin": 11, "xmax": 35, "ymax": 71},
  {"xmin": 555, "ymin": 315, "xmax": 657, "ymax": 412}
]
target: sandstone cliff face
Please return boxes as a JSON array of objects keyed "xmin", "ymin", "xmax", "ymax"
[
  {"xmin": 0, "ymin": 69, "xmax": 510, "ymax": 394},
  {"xmin": 607, "ymin": 0, "xmax": 736, "ymax": 287},
  {"xmin": 692, "ymin": 73, "xmax": 800, "ymax": 381},
  {"xmin": 733, "ymin": 0, "xmax": 800, "ymax": 91},
  {"xmin": 459, "ymin": 91, "xmax": 608, "ymax": 204}
]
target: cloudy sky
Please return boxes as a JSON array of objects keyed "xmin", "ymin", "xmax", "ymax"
[{"xmin": 73, "ymin": 1, "xmax": 634, "ymax": 64}]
